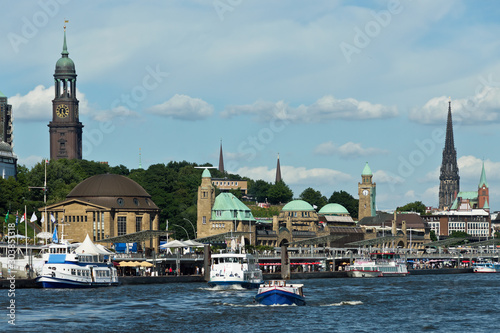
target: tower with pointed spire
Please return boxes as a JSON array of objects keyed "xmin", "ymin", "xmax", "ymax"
[
  {"xmin": 477, "ymin": 161, "xmax": 489, "ymax": 210},
  {"xmin": 438, "ymin": 99, "xmax": 459, "ymax": 210},
  {"xmin": 218, "ymin": 140, "xmax": 224, "ymax": 174},
  {"xmin": 48, "ymin": 24, "xmax": 83, "ymax": 160},
  {"xmin": 275, "ymin": 153, "xmax": 282, "ymax": 183},
  {"xmin": 358, "ymin": 162, "xmax": 376, "ymax": 221}
]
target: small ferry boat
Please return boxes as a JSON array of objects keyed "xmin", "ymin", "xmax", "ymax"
[
  {"xmin": 35, "ymin": 235, "xmax": 118, "ymax": 288},
  {"xmin": 255, "ymin": 280, "xmax": 306, "ymax": 306},
  {"xmin": 208, "ymin": 252, "xmax": 263, "ymax": 289},
  {"xmin": 346, "ymin": 252, "xmax": 409, "ymax": 278},
  {"xmin": 473, "ymin": 262, "xmax": 500, "ymax": 273}
]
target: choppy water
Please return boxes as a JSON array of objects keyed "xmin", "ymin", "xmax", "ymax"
[{"xmin": 3, "ymin": 273, "xmax": 500, "ymax": 332}]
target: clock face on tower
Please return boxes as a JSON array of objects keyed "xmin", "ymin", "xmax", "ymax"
[
  {"xmin": 362, "ymin": 189, "xmax": 369, "ymax": 196},
  {"xmin": 56, "ymin": 104, "xmax": 69, "ymax": 118}
]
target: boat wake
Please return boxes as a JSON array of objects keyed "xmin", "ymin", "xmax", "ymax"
[
  {"xmin": 200, "ymin": 285, "xmax": 248, "ymax": 291},
  {"xmin": 321, "ymin": 300, "xmax": 363, "ymax": 306}
]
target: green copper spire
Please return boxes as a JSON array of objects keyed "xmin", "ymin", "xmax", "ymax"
[
  {"xmin": 62, "ymin": 27, "xmax": 69, "ymax": 57},
  {"xmin": 478, "ymin": 161, "xmax": 488, "ymax": 188},
  {"xmin": 362, "ymin": 162, "xmax": 372, "ymax": 176}
]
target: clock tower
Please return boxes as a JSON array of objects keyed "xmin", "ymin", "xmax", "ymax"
[
  {"xmin": 358, "ymin": 162, "xmax": 376, "ymax": 221},
  {"xmin": 48, "ymin": 26, "xmax": 83, "ymax": 160}
]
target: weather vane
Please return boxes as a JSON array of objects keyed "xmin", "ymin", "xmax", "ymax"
[{"xmin": 64, "ymin": 19, "xmax": 68, "ymax": 31}]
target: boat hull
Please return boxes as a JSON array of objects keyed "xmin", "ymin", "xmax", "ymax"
[
  {"xmin": 255, "ymin": 289, "xmax": 306, "ymax": 306},
  {"xmin": 347, "ymin": 270, "xmax": 382, "ymax": 278},
  {"xmin": 207, "ymin": 280, "xmax": 262, "ymax": 289},
  {"xmin": 473, "ymin": 264, "xmax": 500, "ymax": 273},
  {"xmin": 35, "ymin": 276, "xmax": 118, "ymax": 289}
]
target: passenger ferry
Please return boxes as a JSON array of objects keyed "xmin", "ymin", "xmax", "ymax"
[
  {"xmin": 35, "ymin": 235, "xmax": 118, "ymax": 288},
  {"xmin": 473, "ymin": 262, "xmax": 500, "ymax": 273},
  {"xmin": 346, "ymin": 252, "xmax": 409, "ymax": 278},
  {"xmin": 208, "ymin": 252, "xmax": 263, "ymax": 289},
  {"xmin": 255, "ymin": 280, "xmax": 306, "ymax": 306}
]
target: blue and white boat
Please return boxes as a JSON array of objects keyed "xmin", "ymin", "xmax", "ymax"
[
  {"xmin": 208, "ymin": 252, "xmax": 263, "ymax": 289},
  {"xmin": 473, "ymin": 262, "xmax": 500, "ymax": 273},
  {"xmin": 255, "ymin": 280, "xmax": 306, "ymax": 306},
  {"xmin": 35, "ymin": 235, "xmax": 118, "ymax": 288}
]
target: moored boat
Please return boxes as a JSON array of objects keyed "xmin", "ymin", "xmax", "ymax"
[
  {"xmin": 346, "ymin": 252, "xmax": 409, "ymax": 278},
  {"xmin": 208, "ymin": 252, "xmax": 263, "ymax": 289},
  {"xmin": 473, "ymin": 262, "xmax": 500, "ymax": 273},
  {"xmin": 35, "ymin": 235, "xmax": 118, "ymax": 288},
  {"xmin": 255, "ymin": 280, "xmax": 306, "ymax": 306}
]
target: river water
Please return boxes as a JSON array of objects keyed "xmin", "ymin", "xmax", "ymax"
[{"xmin": 4, "ymin": 273, "xmax": 500, "ymax": 332}]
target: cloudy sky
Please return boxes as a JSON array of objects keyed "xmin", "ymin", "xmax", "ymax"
[{"xmin": 2, "ymin": 0, "xmax": 500, "ymax": 211}]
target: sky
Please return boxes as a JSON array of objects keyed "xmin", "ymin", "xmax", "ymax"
[{"xmin": 2, "ymin": 0, "xmax": 500, "ymax": 212}]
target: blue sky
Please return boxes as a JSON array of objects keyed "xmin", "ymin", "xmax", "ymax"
[{"xmin": 2, "ymin": 0, "xmax": 500, "ymax": 212}]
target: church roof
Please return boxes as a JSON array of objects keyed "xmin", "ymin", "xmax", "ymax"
[
  {"xmin": 479, "ymin": 162, "xmax": 488, "ymax": 188},
  {"xmin": 450, "ymin": 191, "xmax": 478, "ymax": 210},
  {"xmin": 318, "ymin": 203, "xmax": 349, "ymax": 215},
  {"xmin": 362, "ymin": 162, "xmax": 372, "ymax": 176},
  {"xmin": 0, "ymin": 90, "xmax": 6, "ymax": 98},
  {"xmin": 282, "ymin": 200, "xmax": 315, "ymax": 212}
]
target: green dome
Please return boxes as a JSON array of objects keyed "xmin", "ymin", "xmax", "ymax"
[
  {"xmin": 362, "ymin": 162, "xmax": 372, "ymax": 176},
  {"xmin": 202, "ymin": 169, "xmax": 211, "ymax": 178},
  {"xmin": 318, "ymin": 203, "xmax": 349, "ymax": 215},
  {"xmin": 282, "ymin": 200, "xmax": 315, "ymax": 211}
]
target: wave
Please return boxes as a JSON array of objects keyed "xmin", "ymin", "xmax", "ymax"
[{"xmin": 321, "ymin": 300, "xmax": 363, "ymax": 306}]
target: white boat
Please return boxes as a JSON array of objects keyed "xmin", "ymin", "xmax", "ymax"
[
  {"xmin": 255, "ymin": 280, "xmax": 306, "ymax": 306},
  {"xmin": 473, "ymin": 262, "xmax": 500, "ymax": 273},
  {"xmin": 35, "ymin": 235, "xmax": 118, "ymax": 288},
  {"xmin": 208, "ymin": 252, "xmax": 263, "ymax": 289},
  {"xmin": 346, "ymin": 252, "xmax": 409, "ymax": 278}
]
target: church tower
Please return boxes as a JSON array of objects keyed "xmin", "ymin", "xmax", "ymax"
[
  {"xmin": 275, "ymin": 153, "xmax": 282, "ymax": 183},
  {"xmin": 438, "ymin": 100, "xmax": 459, "ymax": 210},
  {"xmin": 48, "ymin": 26, "xmax": 83, "ymax": 160},
  {"xmin": 477, "ymin": 161, "xmax": 489, "ymax": 211},
  {"xmin": 358, "ymin": 162, "xmax": 376, "ymax": 221},
  {"xmin": 218, "ymin": 140, "xmax": 224, "ymax": 174}
]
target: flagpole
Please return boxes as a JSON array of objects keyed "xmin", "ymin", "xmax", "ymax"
[
  {"xmin": 44, "ymin": 159, "xmax": 47, "ymax": 245},
  {"xmin": 24, "ymin": 205, "xmax": 27, "ymax": 257}
]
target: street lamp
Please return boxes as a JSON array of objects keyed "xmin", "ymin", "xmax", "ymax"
[
  {"xmin": 183, "ymin": 218, "xmax": 197, "ymax": 238},
  {"xmin": 172, "ymin": 224, "xmax": 189, "ymax": 240}
]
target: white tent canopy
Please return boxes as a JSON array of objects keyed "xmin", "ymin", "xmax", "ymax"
[
  {"xmin": 75, "ymin": 235, "xmax": 111, "ymax": 255},
  {"xmin": 160, "ymin": 240, "xmax": 188, "ymax": 248},
  {"xmin": 183, "ymin": 239, "xmax": 205, "ymax": 247}
]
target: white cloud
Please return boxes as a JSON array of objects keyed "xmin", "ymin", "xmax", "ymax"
[
  {"xmin": 221, "ymin": 95, "xmax": 398, "ymax": 123},
  {"xmin": 9, "ymin": 85, "xmax": 95, "ymax": 121},
  {"xmin": 92, "ymin": 105, "xmax": 140, "ymax": 123},
  {"xmin": 373, "ymin": 170, "xmax": 404, "ymax": 185},
  {"xmin": 314, "ymin": 141, "xmax": 387, "ymax": 158},
  {"xmin": 146, "ymin": 94, "xmax": 214, "ymax": 120},
  {"xmin": 404, "ymin": 190, "xmax": 415, "ymax": 199},
  {"xmin": 235, "ymin": 165, "xmax": 352, "ymax": 187},
  {"xmin": 410, "ymin": 86, "xmax": 500, "ymax": 125}
]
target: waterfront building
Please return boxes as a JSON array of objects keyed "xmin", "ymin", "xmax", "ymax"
[
  {"xmin": 438, "ymin": 100, "xmax": 460, "ymax": 210},
  {"xmin": 40, "ymin": 174, "xmax": 160, "ymax": 251},
  {"xmin": 48, "ymin": 26, "xmax": 83, "ymax": 160},
  {"xmin": 424, "ymin": 162, "xmax": 492, "ymax": 238},
  {"xmin": 358, "ymin": 162, "xmax": 376, "ymax": 221},
  {"xmin": 358, "ymin": 212, "xmax": 431, "ymax": 249}
]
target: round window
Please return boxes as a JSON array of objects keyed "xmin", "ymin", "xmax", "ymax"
[{"xmin": 117, "ymin": 198, "xmax": 124, "ymax": 206}]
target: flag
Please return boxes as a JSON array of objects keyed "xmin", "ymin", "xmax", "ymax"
[
  {"xmin": 4, "ymin": 211, "xmax": 8, "ymax": 223},
  {"xmin": 30, "ymin": 212, "xmax": 37, "ymax": 222},
  {"xmin": 52, "ymin": 225, "xmax": 59, "ymax": 243},
  {"xmin": 41, "ymin": 214, "xmax": 45, "ymax": 224},
  {"xmin": 20, "ymin": 213, "xmax": 26, "ymax": 224},
  {"xmin": 45, "ymin": 159, "xmax": 49, "ymax": 164},
  {"xmin": 50, "ymin": 213, "xmax": 56, "ymax": 223}
]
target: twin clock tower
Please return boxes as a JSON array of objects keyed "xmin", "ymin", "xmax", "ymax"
[{"xmin": 48, "ymin": 27, "xmax": 83, "ymax": 160}]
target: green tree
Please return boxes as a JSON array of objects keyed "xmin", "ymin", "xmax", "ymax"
[
  {"xmin": 248, "ymin": 179, "xmax": 271, "ymax": 202},
  {"xmin": 299, "ymin": 187, "xmax": 327, "ymax": 209},
  {"xmin": 396, "ymin": 201, "xmax": 426, "ymax": 215},
  {"xmin": 449, "ymin": 231, "xmax": 470, "ymax": 238},
  {"xmin": 267, "ymin": 181, "xmax": 293, "ymax": 205},
  {"xmin": 328, "ymin": 190, "xmax": 358, "ymax": 218},
  {"xmin": 430, "ymin": 230, "xmax": 438, "ymax": 242}
]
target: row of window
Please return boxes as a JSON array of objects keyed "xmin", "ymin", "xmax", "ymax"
[
  {"xmin": 285, "ymin": 212, "xmax": 311, "ymax": 217},
  {"xmin": 117, "ymin": 216, "xmax": 145, "ymax": 236},
  {"xmin": 467, "ymin": 222, "xmax": 489, "ymax": 230},
  {"xmin": 67, "ymin": 215, "xmax": 88, "ymax": 223},
  {"xmin": 212, "ymin": 223, "xmax": 226, "ymax": 229},
  {"xmin": 213, "ymin": 181, "xmax": 239, "ymax": 186}
]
